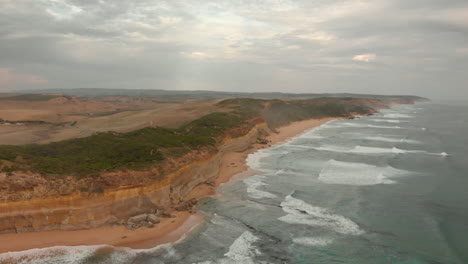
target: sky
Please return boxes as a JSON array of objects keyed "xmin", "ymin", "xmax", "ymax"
[{"xmin": 0, "ymin": 0, "xmax": 467, "ymax": 100}]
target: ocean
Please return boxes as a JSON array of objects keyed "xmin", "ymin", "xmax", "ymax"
[{"xmin": 2, "ymin": 101, "xmax": 468, "ymax": 264}]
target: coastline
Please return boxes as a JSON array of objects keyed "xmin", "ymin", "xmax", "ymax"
[{"xmin": 0, "ymin": 117, "xmax": 338, "ymax": 254}]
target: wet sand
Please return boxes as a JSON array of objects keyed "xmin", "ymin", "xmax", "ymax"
[{"xmin": 0, "ymin": 117, "xmax": 338, "ymax": 254}]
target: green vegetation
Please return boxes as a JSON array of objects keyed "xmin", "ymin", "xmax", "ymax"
[
  {"xmin": 181, "ymin": 112, "xmax": 249, "ymax": 140},
  {"xmin": 0, "ymin": 110, "xmax": 252, "ymax": 177},
  {"xmin": 0, "ymin": 94, "xmax": 61, "ymax": 101},
  {"xmin": 0, "ymin": 165, "xmax": 21, "ymax": 175},
  {"xmin": 262, "ymin": 98, "xmax": 372, "ymax": 128},
  {"xmin": 0, "ymin": 97, "xmax": 374, "ymax": 178}
]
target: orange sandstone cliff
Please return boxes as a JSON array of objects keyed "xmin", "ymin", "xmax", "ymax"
[
  {"xmin": 0, "ymin": 123, "xmax": 270, "ymax": 234},
  {"xmin": 0, "ymin": 97, "xmax": 422, "ymax": 234}
]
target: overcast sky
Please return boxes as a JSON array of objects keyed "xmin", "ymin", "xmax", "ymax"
[{"xmin": 0, "ymin": 0, "xmax": 467, "ymax": 99}]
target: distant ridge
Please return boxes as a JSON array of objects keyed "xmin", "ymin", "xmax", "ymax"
[{"xmin": 9, "ymin": 88, "xmax": 429, "ymax": 101}]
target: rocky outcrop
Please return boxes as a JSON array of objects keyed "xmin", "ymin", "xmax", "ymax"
[
  {"xmin": 125, "ymin": 213, "xmax": 161, "ymax": 230},
  {"xmin": 0, "ymin": 123, "xmax": 270, "ymax": 234}
]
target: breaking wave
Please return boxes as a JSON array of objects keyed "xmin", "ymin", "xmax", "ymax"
[
  {"xmin": 246, "ymin": 149, "xmax": 271, "ymax": 171},
  {"xmin": 0, "ymin": 245, "xmax": 144, "ymax": 264},
  {"xmin": 197, "ymin": 231, "xmax": 261, "ymax": 264},
  {"xmin": 326, "ymin": 122, "xmax": 402, "ymax": 129},
  {"xmin": 292, "ymin": 237, "xmax": 334, "ymax": 247},
  {"xmin": 371, "ymin": 119, "xmax": 403, "ymax": 123},
  {"xmin": 318, "ymin": 160, "xmax": 410, "ymax": 186},
  {"xmin": 361, "ymin": 136, "xmax": 420, "ymax": 144},
  {"xmin": 278, "ymin": 195, "xmax": 363, "ymax": 236},
  {"xmin": 382, "ymin": 113, "xmax": 413, "ymax": 118},
  {"xmin": 244, "ymin": 176, "xmax": 277, "ymax": 199},
  {"xmin": 222, "ymin": 231, "xmax": 261, "ymax": 264},
  {"xmin": 350, "ymin": 146, "xmax": 424, "ymax": 154},
  {"xmin": 314, "ymin": 145, "xmax": 426, "ymax": 155}
]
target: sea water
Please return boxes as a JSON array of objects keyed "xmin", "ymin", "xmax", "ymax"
[{"xmin": 2, "ymin": 101, "xmax": 468, "ymax": 264}]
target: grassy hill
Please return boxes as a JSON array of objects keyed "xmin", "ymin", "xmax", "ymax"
[{"xmin": 0, "ymin": 98, "xmax": 382, "ymax": 178}]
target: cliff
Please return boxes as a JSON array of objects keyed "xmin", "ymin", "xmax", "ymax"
[
  {"xmin": 0, "ymin": 123, "xmax": 269, "ymax": 233},
  {"xmin": 0, "ymin": 97, "xmax": 418, "ymax": 234}
]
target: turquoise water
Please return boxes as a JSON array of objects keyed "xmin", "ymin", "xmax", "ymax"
[{"xmin": 1, "ymin": 102, "xmax": 467, "ymax": 264}]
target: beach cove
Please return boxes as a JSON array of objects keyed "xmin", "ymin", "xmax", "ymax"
[{"xmin": 0, "ymin": 117, "xmax": 338, "ymax": 254}]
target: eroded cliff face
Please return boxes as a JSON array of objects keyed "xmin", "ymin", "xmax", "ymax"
[
  {"xmin": 0, "ymin": 124, "xmax": 269, "ymax": 234},
  {"xmin": 0, "ymin": 98, "xmax": 418, "ymax": 234}
]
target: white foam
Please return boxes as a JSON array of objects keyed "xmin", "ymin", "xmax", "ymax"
[
  {"xmin": 426, "ymin": 152, "xmax": 450, "ymax": 157},
  {"xmin": 299, "ymin": 127, "xmax": 328, "ymax": 139},
  {"xmin": 275, "ymin": 169, "xmax": 287, "ymax": 175},
  {"xmin": 278, "ymin": 195, "xmax": 363, "ymax": 236},
  {"xmin": 299, "ymin": 135, "xmax": 325, "ymax": 139},
  {"xmin": 327, "ymin": 123, "xmax": 401, "ymax": 129},
  {"xmin": 367, "ymin": 124, "xmax": 401, "ymax": 129},
  {"xmin": 221, "ymin": 231, "xmax": 261, "ymax": 264},
  {"xmin": 246, "ymin": 149, "xmax": 271, "ymax": 170},
  {"xmin": 371, "ymin": 119, "xmax": 402, "ymax": 123},
  {"xmin": 312, "ymin": 120, "xmax": 339, "ymax": 130},
  {"xmin": 286, "ymin": 144, "xmax": 317, "ymax": 150},
  {"xmin": 353, "ymin": 146, "xmax": 406, "ymax": 154},
  {"xmin": 0, "ymin": 245, "xmax": 138, "ymax": 264},
  {"xmin": 323, "ymin": 122, "xmax": 361, "ymax": 128},
  {"xmin": 313, "ymin": 145, "xmax": 424, "ymax": 155},
  {"xmin": 356, "ymin": 146, "xmax": 427, "ymax": 154},
  {"xmin": 362, "ymin": 136, "xmax": 420, "ymax": 144},
  {"xmin": 314, "ymin": 145, "xmax": 350, "ymax": 152},
  {"xmin": 244, "ymin": 176, "xmax": 277, "ymax": 199},
  {"xmin": 339, "ymin": 122, "xmax": 363, "ymax": 127},
  {"xmin": 382, "ymin": 113, "xmax": 413, "ymax": 118},
  {"xmin": 293, "ymin": 237, "xmax": 334, "ymax": 247},
  {"xmin": 317, "ymin": 160, "xmax": 409, "ymax": 186}
]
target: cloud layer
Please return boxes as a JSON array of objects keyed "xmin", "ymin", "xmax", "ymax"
[{"xmin": 0, "ymin": 0, "xmax": 467, "ymax": 99}]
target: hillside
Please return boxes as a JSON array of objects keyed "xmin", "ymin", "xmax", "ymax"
[
  {"xmin": 0, "ymin": 96, "xmax": 420, "ymax": 236},
  {"xmin": 0, "ymin": 97, "xmax": 398, "ymax": 200},
  {"xmin": 11, "ymin": 88, "xmax": 429, "ymax": 101}
]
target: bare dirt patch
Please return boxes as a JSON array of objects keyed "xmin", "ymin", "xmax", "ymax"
[{"xmin": 0, "ymin": 95, "xmax": 222, "ymax": 145}]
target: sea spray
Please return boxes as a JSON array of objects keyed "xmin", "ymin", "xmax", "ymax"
[
  {"xmin": 278, "ymin": 195, "xmax": 364, "ymax": 236},
  {"xmin": 317, "ymin": 160, "xmax": 409, "ymax": 185}
]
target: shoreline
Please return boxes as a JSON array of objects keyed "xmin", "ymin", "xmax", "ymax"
[{"xmin": 0, "ymin": 117, "xmax": 338, "ymax": 254}]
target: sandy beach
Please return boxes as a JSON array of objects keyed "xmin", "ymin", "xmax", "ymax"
[{"xmin": 0, "ymin": 117, "xmax": 337, "ymax": 254}]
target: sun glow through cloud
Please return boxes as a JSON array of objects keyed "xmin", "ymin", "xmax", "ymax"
[{"xmin": 352, "ymin": 54, "xmax": 377, "ymax": 63}]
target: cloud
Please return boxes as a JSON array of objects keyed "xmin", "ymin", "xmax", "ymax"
[
  {"xmin": 180, "ymin": 51, "xmax": 213, "ymax": 59},
  {"xmin": 352, "ymin": 53, "xmax": 377, "ymax": 62},
  {"xmin": 296, "ymin": 31, "xmax": 336, "ymax": 44},
  {"xmin": 0, "ymin": 0, "xmax": 466, "ymax": 99},
  {"xmin": 0, "ymin": 68, "xmax": 48, "ymax": 91},
  {"xmin": 456, "ymin": 47, "xmax": 468, "ymax": 56}
]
